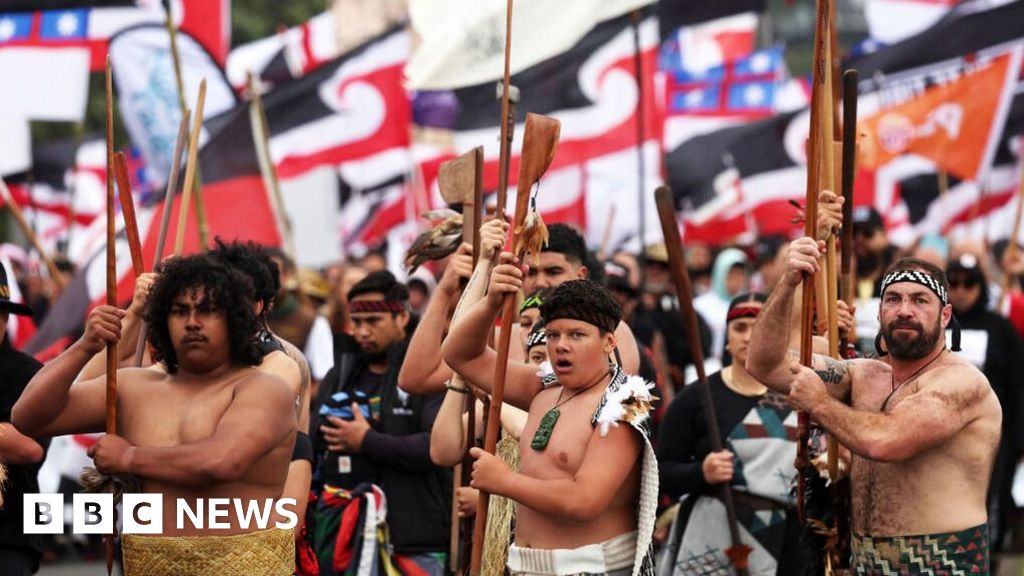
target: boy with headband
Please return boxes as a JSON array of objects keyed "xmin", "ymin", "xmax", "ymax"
[{"xmin": 444, "ymin": 253, "xmax": 657, "ymax": 576}]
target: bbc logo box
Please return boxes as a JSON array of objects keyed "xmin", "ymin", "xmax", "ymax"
[{"xmin": 24, "ymin": 493, "xmax": 163, "ymax": 534}]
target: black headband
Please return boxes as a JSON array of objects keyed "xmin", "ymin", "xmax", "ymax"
[
  {"xmin": 543, "ymin": 306, "xmax": 619, "ymax": 334},
  {"xmin": 526, "ymin": 328, "xmax": 547, "ymax": 349},
  {"xmin": 880, "ymin": 270, "xmax": 948, "ymax": 306}
]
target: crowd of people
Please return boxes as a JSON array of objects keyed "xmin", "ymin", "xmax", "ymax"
[{"xmin": 0, "ymin": 189, "xmax": 1022, "ymax": 575}]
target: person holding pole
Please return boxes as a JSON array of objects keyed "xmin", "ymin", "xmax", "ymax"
[
  {"xmin": 444, "ymin": 269, "xmax": 657, "ymax": 576},
  {"xmin": 657, "ymin": 293, "xmax": 802, "ymax": 574},
  {"xmin": 746, "ymin": 237, "xmax": 1001, "ymax": 574}
]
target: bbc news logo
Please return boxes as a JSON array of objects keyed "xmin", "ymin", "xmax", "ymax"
[{"xmin": 24, "ymin": 494, "xmax": 298, "ymax": 534}]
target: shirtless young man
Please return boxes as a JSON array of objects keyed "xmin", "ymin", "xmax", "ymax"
[
  {"xmin": 746, "ymin": 237, "xmax": 1002, "ymax": 573},
  {"xmin": 444, "ymin": 256, "xmax": 657, "ymax": 576},
  {"xmin": 12, "ymin": 254, "xmax": 297, "ymax": 575}
]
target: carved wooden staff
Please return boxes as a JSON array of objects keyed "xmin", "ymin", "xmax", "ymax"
[
  {"xmin": 494, "ymin": 0, "xmax": 518, "ymax": 216},
  {"xmin": 470, "ymin": 114, "xmax": 560, "ymax": 576},
  {"xmin": 103, "ymin": 55, "xmax": 118, "ymax": 576},
  {"xmin": 655, "ymin": 186, "xmax": 750, "ymax": 574},
  {"xmin": 173, "ymin": 79, "xmax": 206, "ymax": 256},
  {"xmin": 437, "ymin": 146, "xmax": 484, "ymax": 574},
  {"xmin": 796, "ymin": 0, "xmax": 832, "ymax": 524}
]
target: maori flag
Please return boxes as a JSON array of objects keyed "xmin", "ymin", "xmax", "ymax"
[{"xmin": 421, "ymin": 11, "xmax": 664, "ymax": 251}]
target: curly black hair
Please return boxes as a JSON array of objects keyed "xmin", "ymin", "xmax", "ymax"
[
  {"xmin": 209, "ymin": 237, "xmax": 280, "ymax": 317},
  {"xmin": 542, "ymin": 223, "xmax": 588, "ymax": 267},
  {"xmin": 540, "ymin": 279, "xmax": 621, "ymax": 334},
  {"xmin": 144, "ymin": 253, "xmax": 263, "ymax": 374}
]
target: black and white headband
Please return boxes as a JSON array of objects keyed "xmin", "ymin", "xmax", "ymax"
[
  {"xmin": 879, "ymin": 270, "xmax": 948, "ymax": 306},
  {"xmin": 526, "ymin": 328, "xmax": 547, "ymax": 349}
]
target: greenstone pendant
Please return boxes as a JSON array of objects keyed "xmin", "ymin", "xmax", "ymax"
[{"xmin": 531, "ymin": 408, "xmax": 560, "ymax": 451}]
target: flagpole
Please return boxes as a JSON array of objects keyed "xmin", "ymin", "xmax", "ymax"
[
  {"xmin": 247, "ymin": 72, "xmax": 299, "ymax": 264},
  {"xmin": 631, "ymin": 9, "xmax": 648, "ymax": 294},
  {"xmin": 163, "ymin": 0, "xmax": 208, "ymax": 250}
]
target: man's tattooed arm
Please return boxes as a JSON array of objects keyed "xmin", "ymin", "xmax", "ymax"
[{"xmin": 815, "ymin": 356, "xmax": 849, "ymax": 386}]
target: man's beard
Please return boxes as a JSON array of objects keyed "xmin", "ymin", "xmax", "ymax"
[{"xmin": 881, "ymin": 317, "xmax": 943, "ymax": 359}]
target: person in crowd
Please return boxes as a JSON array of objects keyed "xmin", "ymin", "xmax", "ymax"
[
  {"xmin": 657, "ymin": 292, "xmax": 801, "ymax": 574},
  {"xmin": 0, "ymin": 264, "xmax": 45, "ymax": 575},
  {"xmin": 312, "ymin": 271, "xmax": 450, "ymax": 575},
  {"xmin": 748, "ymin": 238, "xmax": 1001, "ymax": 574},
  {"xmin": 14, "ymin": 254, "xmax": 298, "ymax": 575}
]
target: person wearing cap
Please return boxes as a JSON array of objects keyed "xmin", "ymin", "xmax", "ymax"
[
  {"xmin": 747, "ymin": 236, "xmax": 1001, "ymax": 573},
  {"xmin": 852, "ymin": 206, "xmax": 895, "ymax": 298},
  {"xmin": 444, "ymin": 258, "xmax": 657, "ymax": 576},
  {"xmin": 946, "ymin": 254, "xmax": 1024, "ymax": 562},
  {"xmin": 0, "ymin": 264, "xmax": 45, "ymax": 575}
]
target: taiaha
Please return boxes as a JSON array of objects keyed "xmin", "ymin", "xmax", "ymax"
[
  {"xmin": 132, "ymin": 111, "xmax": 190, "ymax": 368},
  {"xmin": 103, "ymin": 54, "xmax": 118, "ymax": 576},
  {"xmin": 436, "ymin": 147, "xmax": 484, "ymax": 574},
  {"xmin": 114, "ymin": 152, "xmax": 145, "ymax": 277},
  {"xmin": 493, "ymin": 0, "xmax": 518, "ymax": 216},
  {"xmin": 173, "ymin": 79, "xmax": 207, "ymax": 256},
  {"xmin": 797, "ymin": 0, "xmax": 832, "ymax": 525},
  {"xmin": 470, "ymin": 113, "xmax": 560, "ymax": 576},
  {"xmin": 655, "ymin": 186, "xmax": 751, "ymax": 574}
]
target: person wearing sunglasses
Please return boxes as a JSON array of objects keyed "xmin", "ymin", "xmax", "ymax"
[{"xmin": 946, "ymin": 254, "xmax": 1024, "ymax": 568}]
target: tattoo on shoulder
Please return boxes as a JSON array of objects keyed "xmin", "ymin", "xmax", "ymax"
[{"xmin": 814, "ymin": 357, "xmax": 849, "ymax": 387}]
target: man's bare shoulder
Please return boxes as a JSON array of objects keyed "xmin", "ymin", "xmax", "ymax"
[
  {"xmin": 235, "ymin": 367, "xmax": 291, "ymax": 397},
  {"xmin": 848, "ymin": 357, "xmax": 891, "ymax": 380},
  {"xmin": 919, "ymin": 356, "xmax": 996, "ymax": 412},
  {"xmin": 261, "ymin": 350, "xmax": 303, "ymax": 392}
]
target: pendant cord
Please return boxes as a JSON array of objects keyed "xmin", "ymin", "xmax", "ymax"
[{"xmin": 882, "ymin": 347, "xmax": 946, "ymax": 410}]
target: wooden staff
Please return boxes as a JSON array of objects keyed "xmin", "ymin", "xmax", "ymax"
[
  {"xmin": 470, "ymin": 114, "xmax": 560, "ymax": 576},
  {"xmin": 114, "ymin": 153, "xmax": 144, "ymax": 277},
  {"xmin": 173, "ymin": 79, "xmax": 206, "ymax": 256},
  {"xmin": 132, "ymin": 112, "xmax": 190, "ymax": 368},
  {"xmin": 656, "ymin": 186, "xmax": 750, "ymax": 573},
  {"xmin": 104, "ymin": 55, "xmax": 118, "ymax": 576},
  {"xmin": 0, "ymin": 177, "xmax": 66, "ymax": 291},
  {"xmin": 437, "ymin": 146, "xmax": 484, "ymax": 574},
  {"xmin": 494, "ymin": 0, "xmax": 517, "ymax": 215},
  {"xmin": 796, "ymin": 0, "xmax": 832, "ymax": 524},
  {"xmin": 839, "ymin": 69, "xmax": 859, "ymax": 354}
]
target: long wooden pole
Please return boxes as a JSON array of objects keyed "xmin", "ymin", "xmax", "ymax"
[
  {"xmin": 797, "ymin": 0, "xmax": 832, "ymax": 524},
  {"xmin": 839, "ymin": 69, "xmax": 859, "ymax": 346},
  {"xmin": 103, "ymin": 55, "xmax": 118, "ymax": 576},
  {"xmin": 114, "ymin": 152, "xmax": 144, "ymax": 278},
  {"xmin": 470, "ymin": 114, "xmax": 560, "ymax": 576},
  {"xmin": 494, "ymin": 0, "xmax": 516, "ymax": 215},
  {"xmin": 656, "ymin": 186, "xmax": 750, "ymax": 574},
  {"xmin": 173, "ymin": 80, "xmax": 206, "ymax": 256}
]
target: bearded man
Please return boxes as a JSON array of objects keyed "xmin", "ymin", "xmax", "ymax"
[{"xmin": 746, "ymin": 237, "xmax": 1001, "ymax": 574}]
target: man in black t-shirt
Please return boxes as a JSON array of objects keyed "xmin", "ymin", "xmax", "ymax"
[
  {"xmin": 0, "ymin": 265, "xmax": 44, "ymax": 575},
  {"xmin": 312, "ymin": 271, "xmax": 450, "ymax": 575}
]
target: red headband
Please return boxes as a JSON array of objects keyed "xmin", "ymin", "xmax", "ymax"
[
  {"xmin": 726, "ymin": 305, "xmax": 761, "ymax": 322},
  {"xmin": 349, "ymin": 300, "xmax": 406, "ymax": 314}
]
